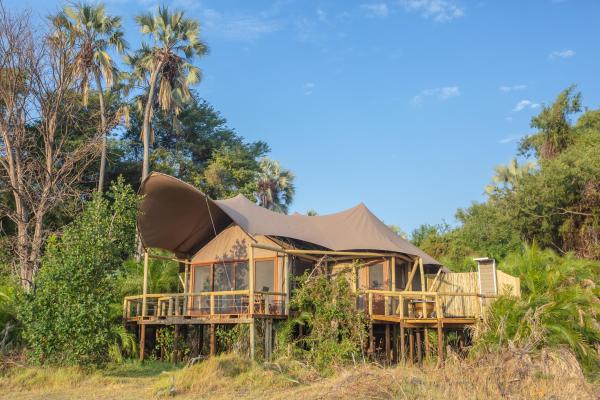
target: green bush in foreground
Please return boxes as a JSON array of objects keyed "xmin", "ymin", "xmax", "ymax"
[
  {"xmin": 278, "ymin": 267, "xmax": 367, "ymax": 374},
  {"xmin": 19, "ymin": 179, "xmax": 138, "ymax": 366},
  {"xmin": 474, "ymin": 243, "xmax": 600, "ymax": 378}
]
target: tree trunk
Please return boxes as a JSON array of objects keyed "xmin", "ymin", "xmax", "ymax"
[
  {"xmin": 141, "ymin": 62, "xmax": 162, "ymax": 184},
  {"xmin": 96, "ymin": 73, "xmax": 107, "ymax": 193}
]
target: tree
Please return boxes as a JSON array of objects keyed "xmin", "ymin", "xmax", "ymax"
[
  {"xmin": 0, "ymin": 5, "xmax": 101, "ymax": 289},
  {"xmin": 519, "ymin": 86, "xmax": 582, "ymax": 160},
  {"xmin": 128, "ymin": 6, "xmax": 207, "ymax": 183},
  {"xmin": 256, "ymin": 158, "xmax": 295, "ymax": 214},
  {"xmin": 485, "ymin": 158, "xmax": 536, "ymax": 195},
  {"xmin": 114, "ymin": 93, "xmax": 269, "ymax": 196},
  {"xmin": 52, "ymin": 2, "xmax": 127, "ymax": 193},
  {"xmin": 19, "ymin": 179, "xmax": 138, "ymax": 366}
]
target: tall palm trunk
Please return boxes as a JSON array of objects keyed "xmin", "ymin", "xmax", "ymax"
[
  {"xmin": 141, "ymin": 61, "xmax": 162, "ymax": 183},
  {"xmin": 95, "ymin": 73, "xmax": 107, "ymax": 193}
]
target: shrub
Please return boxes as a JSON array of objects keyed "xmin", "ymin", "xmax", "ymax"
[
  {"xmin": 19, "ymin": 178, "xmax": 138, "ymax": 366},
  {"xmin": 474, "ymin": 243, "xmax": 600, "ymax": 378},
  {"xmin": 278, "ymin": 266, "xmax": 368, "ymax": 374}
]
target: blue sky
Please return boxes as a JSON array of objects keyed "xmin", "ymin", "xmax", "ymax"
[{"xmin": 7, "ymin": 0, "xmax": 600, "ymax": 234}]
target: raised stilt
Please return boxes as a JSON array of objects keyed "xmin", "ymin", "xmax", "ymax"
[
  {"xmin": 399, "ymin": 321, "xmax": 406, "ymax": 362},
  {"xmin": 139, "ymin": 324, "xmax": 146, "ymax": 362},
  {"xmin": 385, "ymin": 324, "xmax": 391, "ymax": 365},
  {"xmin": 416, "ymin": 328, "xmax": 423, "ymax": 365},
  {"xmin": 424, "ymin": 327, "xmax": 430, "ymax": 360},
  {"xmin": 249, "ymin": 320, "xmax": 255, "ymax": 360},
  {"xmin": 173, "ymin": 325, "xmax": 179, "ymax": 364},
  {"xmin": 210, "ymin": 323, "xmax": 216, "ymax": 357},
  {"xmin": 437, "ymin": 320, "xmax": 444, "ymax": 367},
  {"xmin": 408, "ymin": 328, "xmax": 414, "ymax": 363}
]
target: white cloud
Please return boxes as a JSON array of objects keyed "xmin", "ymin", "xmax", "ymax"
[
  {"xmin": 549, "ymin": 49, "xmax": 575, "ymax": 59},
  {"xmin": 360, "ymin": 3, "xmax": 390, "ymax": 17},
  {"xmin": 399, "ymin": 0, "xmax": 464, "ymax": 22},
  {"xmin": 201, "ymin": 9, "xmax": 281, "ymax": 41},
  {"xmin": 499, "ymin": 84, "xmax": 527, "ymax": 93},
  {"xmin": 412, "ymin": 86, "xmax": 460, "ymax": 104},
  {"xmin": 303, "ymin": 82, "xmax": 315, "ymax": 95},
  {"xmin": 513, "ymin": 100, "xmax": 540, "ymax": 112}
]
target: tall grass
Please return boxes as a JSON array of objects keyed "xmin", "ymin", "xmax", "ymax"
[{"xmin": 473, "ymin": 243, "xmax": 600, "ymax": 378}]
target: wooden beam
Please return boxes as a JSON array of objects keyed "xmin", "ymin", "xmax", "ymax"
[
  {"xmin": 369, "ymin": 323, "xmax": 375, "ymax": 357},
  {"xmin": 391, "ymin": 257, "xmax": 396, "ymax": 291},
  {"xmin": 437, "ymin": 320, "xmax": 444, "ymax": 367},
  {"xmin": 139, "ymin": 324, "xmax": 146, "ymax": 362},
  {"xmin": 142, "ymin": 251, "xmax": 149, "ymax": 318},
  {"xmin": 173, "ymin": 325, "xmax": 179, "ymax": 365},
  {"xmin": 424, "ymin": 327, "xmax": 430, "ymax": 360},
  {"xmin": 249, "ymin": 245, "xmax": 255, "ymax": 316},
  {"xmin": 283, "ymin": 255, "xmax": 290, "ymax": 315},
  {"xmin": 399, "ymin": 320, "xmax": 406, "ymax": 363},
  {"xmin": 210, "ymin": 324, "xmax": 216, "ymax": 357},
  {"xmin": 408, "ymin": 328, "xmax": 414, "ymax": 363},
  {"xmin": 430, "ymin": 267, "xmax": 443, "ymax": 292},
  {"xmin": 385, "ymin": 325, "xmax": 391, "ymax": 365},
  {"xmin": 249, "ymin": 320, "xmax": 255, "ymax": 360},
  {"xmin": 405, "ymin": 259, "xmax": 419, "ymax": 291},
  {"xmin": 416, "ymin": 328, "xmax": 422, "ymax": 365}
]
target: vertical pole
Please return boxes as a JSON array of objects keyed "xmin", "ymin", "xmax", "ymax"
[
  {"xmin": 416, "ymin": 328, "xmax": 422, "ymax": 365},
  {"xmin": 284, "ymin": 255, "xmax": 290, "ymax": 315},
  {"xmin": 142, "ymin": 251, "xmax": 149, "ymax": 318},
  {"xmin": 249, "ymin": 245, "xmax": 255, "ymax": 316},
  {"xmin": 183, "ymin": 262, "xmax": 189, "ymax": 315},
  {"xmin": 437, "ymin": 320, "xmax": 444, "ymax": 367},
  {"xmin": 408, "ymin": 328, "xmax": 414, "ymax": 363},
  {"xmin": 399, "ymin": 321, "xmax": 406, "ymax": 362},
  {"xmin": 265, "ymin": 318, "xmax": 272, "ymax": 361},
  {"xmin": 424, "ymin": 327, "xmax": 430, "ymax": 360},
  {"xmin": 249, "ymin": 320, "xmax": 255, "ymax": 360},
  {"xmin": 210, "ymin": 324, "xmax": 217, "ymax": 357},
  {"xmin": 173, "ymin": 325, "xmax": 179, "ymax": 365},
  {"xmin": 392, "ymin": 324, "xmax": 398, "ymax": 363},
  {"xmin": 391, "ymin": 257, "xmax": 396, "ymax": 291},
  {"xmin": 369, "ymin": 323, "xmax": 375, "ymax": 357},
  {"xmin": 139, "ymin": 324, "xmax": 146, "ymax": 362},
  {"xmin": 419, "ymin": 258, "xmax": 427, "ymax": 318},
  {"xmin": 385, "ymin": 324, "xmax": 391, "ymax": 365}
]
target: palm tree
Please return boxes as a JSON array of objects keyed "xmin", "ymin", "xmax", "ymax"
[
  {"xmin": 485, "ymin": 158, "xmax": 536, "ymax": 195},
  {"xmin": 52, "ymin": 3, "xmax": 126, "ymax": 192},
  {"xmin": 256, "ymin": 158, "xmax": 295, "ymax": 214},
  {"xmin": 129, "ymin": 6, "xmax": 207, "ymax": 183}
]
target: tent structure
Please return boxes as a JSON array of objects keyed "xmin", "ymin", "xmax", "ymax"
[{"xmin": 137, "ymin": 172, "xmax": 441, "ymax": 265}]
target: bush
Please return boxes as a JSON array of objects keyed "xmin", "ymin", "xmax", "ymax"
[
  {"xmin": 278, "ymin": 266, "xmax": 368, "ymax": 374},
  {"xmin": 474, "ymin": 243, "xmax": 600, "ymax": 378},
  {"xmin": 19, "ymin": 178, "xmax": 138, "ymax": 366}
]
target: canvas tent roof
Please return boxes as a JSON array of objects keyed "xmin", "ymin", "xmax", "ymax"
[{"xmin": 138, "ymin": 172, "xmax": 441, "ymax": 265}]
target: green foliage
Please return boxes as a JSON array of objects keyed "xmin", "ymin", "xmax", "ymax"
[
  {"xmin": 155, "ymin": 327, "xmax": 189, "ymax": 363},
  {"xmin": 474, "ymin": 243, "xmax": 600, "ymax": 377},
  {"xmin": 19, "ymin": 178, "xmax": 138, "ymax": 366},
  {"xmin": 0, "ymin": 280, "xmax": 21, "ymax": 353},
  {"xmin": 256, "ymin": 158, "xmax": 295, "ymax": 214},
  {"xmin": 278, "ymin": 268, "xmax": 367, "ymax": 374}
]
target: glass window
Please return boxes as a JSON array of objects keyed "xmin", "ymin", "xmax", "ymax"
[
  {"xmin": 194, "ymin": 266, "xmax": 211, "ymax": 292},
  {"xmin": 255, "ymin": 259, "xmax": 275, "ymax": 292},
  {"xmin": 214, "ymin": 263, "xmax": 234, "ymax": 291},
  {"xmin": 234, "ymin": 262, "xmax": 249, "ymax": 290},
  {"xmin": 369, "ymin": 263, "xmax": 385, "ymax": 289}
]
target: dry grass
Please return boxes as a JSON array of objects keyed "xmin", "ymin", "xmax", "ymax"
[{"xmin": 1, "ymin": 348, "xmax": 598, "ymax": 400}]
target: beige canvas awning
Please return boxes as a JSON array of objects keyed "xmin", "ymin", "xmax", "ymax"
[{"xmin": 138, "ymin": 172, "xmax": 441, "ymax": 265}]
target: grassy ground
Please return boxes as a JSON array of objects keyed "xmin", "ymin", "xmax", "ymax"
[{"xmin": 1, "ymin": 349, "xmax": 598, "ymax": 400}]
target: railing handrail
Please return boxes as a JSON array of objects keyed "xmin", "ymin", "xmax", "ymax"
[{"xmin": 124, "ymin": 290, "xmax": 287, "ymax": 302}]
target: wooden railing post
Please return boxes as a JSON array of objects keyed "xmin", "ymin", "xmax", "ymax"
[
  {"xmin": 175, "ymin": 296, "xmax": 180, "ymax": 316},
  {"xmin": 168, "ymin": 298, "xmax": 174, "ymax": 317},
  {"xmin": 210, "ymin": 294, "xmax": 215, "ymax": 316},
  {"xmin": 123, "ymin": 298, "xmax": 128, "ymax": 320},
  {"xmin": 141, "ymin": 251, "xmax": 149, "ymax": 318},
  {"xmin": 284, "ymin": 255, "xmax": 290, "ymax": 315},
  {"xmin": 249, "ymin": 245, "xmax": 255, "ymax": 316},
  {"xmin": 368, "ymin": 292, "xmax": 373, "ymax": 316}
]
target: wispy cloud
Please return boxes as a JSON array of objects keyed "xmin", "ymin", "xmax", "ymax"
[
  {"xmin": 303, "ymin": 82, "xmax": 315, "ymax": 95},
  {"xmin": 412, "ymin": 86, "xmax": 460, "ymax": 104},
  {"xmin": 316, "ymin": 7, "xmax": 327, "ymax": 22},
  {"xmin": 360, "ymin": 3, "xmax": 390, "ymax": 17},
  {"xmin": 549, "ymin": 49, "xmax": 575, "ymax": 59},
  {"xmin": 498, "ymin": 134, "xmax": 523, "ymax": 144},
  {"xmin": 513, "ymin": 100, "xmax": 540, "ymax": 112},
  {"xmin": 399, "ymin": 0, "xmax": 464, "ymax": 22},
  {"xmin": 499, "ymin": 84, "xmax": 527, "ymax": 93},
  {"xmin": 201, "ymin": 8, "xmax": 281, "ymax": 41}
]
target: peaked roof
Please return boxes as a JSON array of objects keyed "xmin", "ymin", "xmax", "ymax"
[{"xmin": 138, "ymin": 173, "xmax": 441, "ymax": 265}]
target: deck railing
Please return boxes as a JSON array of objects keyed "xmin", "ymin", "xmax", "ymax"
[
  {"xmin": 361, "ymin": 290, "xmax": 497, "ymax": 320},
  {"xmin": 123, "ymin": 290, "xmax": 287, "ymax": 320}
]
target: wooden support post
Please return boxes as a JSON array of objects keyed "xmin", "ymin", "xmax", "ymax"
[
  {"xmin": 210, "ymin": 324, "xmax": 216, "ymax": 357},
  {"xmin": 424, "ymin": 328, "xmax": 430, "ymax": 360},
  {"xmin": 249, "ymin": 320, "xmax": 255, "ymax": 360},
  {"xmin": 399, "ymin": 321, "xmax": 406, "ymax": 363},
  {"xmin": 368, "ymin": 292, "xmax": 373, "ymax": 316},
  {"xmin": 437, "ymin": 320, "xmax": 444, "ymax": 367},
  {"xmin": 183, "ymin": 262, "xmax": 189, "ymax": 315},
  {"xmin": 416, "ymin": 328, "xmax": 423, "ymax": 365},
  {"xmin": 392, "ymin": 324, "xmax": 399, "ymax": 363},
  {"xmin": 265, "ymin": 318, "xmax": 273, "ymax": 361},
  {"xmin": 419, "ymin": 258, "xmax": 427, "ymax": 318},
  {"xmin": 284, "ymin": 255, "xmax": 290, "ymax": 315},
  {"xmin": 408, "ymin": 328, "xmax": 414, "ymax": 363},
  {"xmin": 391, "ymin": 257, "xmax": 396, "ymax": 291},
  {"xmin": 141, "ymin": 251, "xmax": 149, "ymax": 318},
  {"xmin": 198, "ymin": 325, "xmax": 204, "ymax": 356},
  {"xmin": 173, "ymin": 325, "xmax": 179, "ymax": 365},
  {"xmin": 139, "ymin": 324, "xmax": 146, "ymax": 362},
  {"xmin": 385, "ymin": 324, "xmax": 391, "ymax": 365},
  {"xmin": 249, "ymin": 245, "xmax": 255, "ymax": 316},
  {"xmin": 159, "ymin": 328, "xmax": 164, "ymax": 361},
  {"xmin": 369, "ymin": 323, "xmax": 375, "ymax": 357},
  {"xmin": 168, "ymin": 298, "xmax": 174, "ymax": 316}
]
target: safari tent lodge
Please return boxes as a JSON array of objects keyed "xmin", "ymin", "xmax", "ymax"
[{"xmin": 125, "ymin": 172, "xmax": 520, "ymax": 364}]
